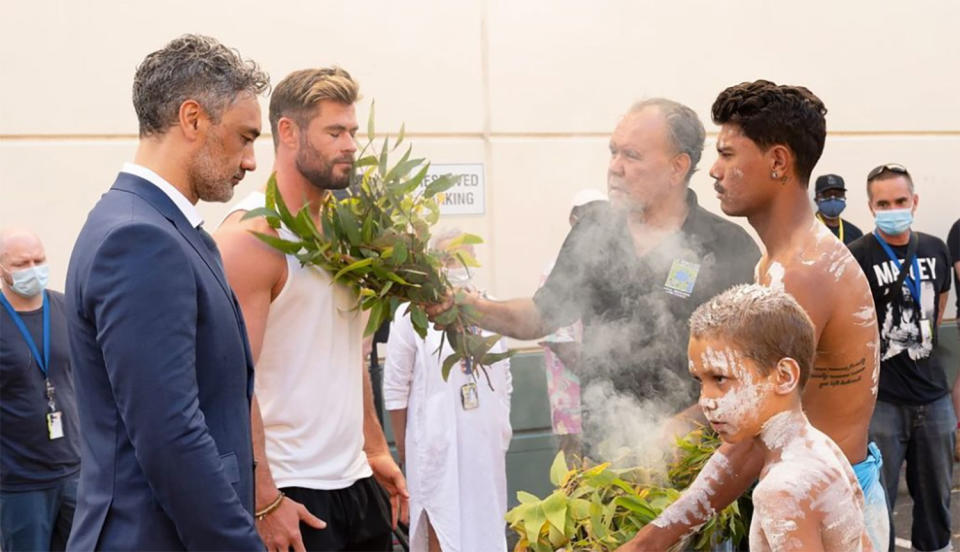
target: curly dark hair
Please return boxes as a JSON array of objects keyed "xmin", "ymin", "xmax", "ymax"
[
  {"xmin": 711, "ymin": 80, "xmax": 827, "ymax": 184},
  {"xmin": 133, "ymin": 34, "xmax": 270, "ymax": 137}
]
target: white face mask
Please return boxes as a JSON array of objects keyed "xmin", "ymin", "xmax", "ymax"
[
  {"xmin": 5, "ymin": 264, "xmax": 49, "ymax": 297},
  {"xmin": 445, "ymin": 267, "xmax": 473, "ymax": 288}
]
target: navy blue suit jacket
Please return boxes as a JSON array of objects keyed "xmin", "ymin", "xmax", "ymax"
[{"xmin": 65, "ymin": 173, "xmax": 262, "ymax": 550}]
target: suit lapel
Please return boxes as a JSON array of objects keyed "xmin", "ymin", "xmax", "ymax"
[{"xmin": 110, "ymin": 174, "xmax": 245, "ymax": 332}]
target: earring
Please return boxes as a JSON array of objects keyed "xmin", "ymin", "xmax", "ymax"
[{"xmin": 771, "ymin": 171, "xmax": 778, "ymax": 179}]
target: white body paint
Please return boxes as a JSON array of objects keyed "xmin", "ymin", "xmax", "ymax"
[
  {"xmin": 751, "ymin": 410, "xmax": 867, "ymax": 551},
  {"xmin": 766, "ymin": 262, "xmax": 785, "ymax": 291},
  {"xmin": 651, "ymin": 449, "xmax": 732, "ymax": 530}
]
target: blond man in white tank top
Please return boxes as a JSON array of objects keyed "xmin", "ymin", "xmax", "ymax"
[{"xmin": 216, "ymin": 67, "xmax": 407, "ymax": 552}]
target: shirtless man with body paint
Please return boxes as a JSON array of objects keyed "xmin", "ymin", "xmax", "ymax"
[
  {"xmin": 619, "ymin": 80, "xmax": 887, "ymax": 551},
  {"xmin": 686, "ymin": 285, "xmax": 870, "ymax": 551}
]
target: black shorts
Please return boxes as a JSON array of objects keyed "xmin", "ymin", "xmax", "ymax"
[{"xmin": 282, "ymin": 476, "xmax": 392, "ymax": 552}]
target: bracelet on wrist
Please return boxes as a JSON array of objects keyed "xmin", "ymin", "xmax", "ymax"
[{"xmin": 255, "ymin": 491, "xmax": 285, "ymax": 521}]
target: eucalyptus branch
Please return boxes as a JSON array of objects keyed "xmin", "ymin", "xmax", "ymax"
[
  {"xmin": 505, "ymin": 428, "xmax": 748, "ymax": 551},
  {"xmin": 244, "ymin": 110, "xmax": 512, "ymax": 384}
]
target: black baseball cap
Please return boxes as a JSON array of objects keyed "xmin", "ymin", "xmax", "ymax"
[{"xmin": 815, "ymin": 174, "xmax": 846, "ymax": 194}]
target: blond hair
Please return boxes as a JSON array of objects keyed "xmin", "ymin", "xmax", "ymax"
[{"xmin": 268, "ymin": 67, "xmax": 359, "ymax": 148}]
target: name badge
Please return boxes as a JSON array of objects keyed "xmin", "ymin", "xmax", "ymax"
[
  {"xmin": 664, "ymin": 259, "xmax": 701, "ymax": 298},
  {"xmin": 460, "ymin": 383, "xmax": 479, "ymax": 410},
  {"xmin": 47, "ymin": 411, "xmax": 64, "ymax": 440}
]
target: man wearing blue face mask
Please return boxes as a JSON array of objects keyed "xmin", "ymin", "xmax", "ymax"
[
  {"xmin": 849, "ymin": 163, "xmax": 953, "ymax": 552},
  {"xmin": 0, "ymin": 227, "xmax": 80, "ymax": 551},
  {"xmin": 814, "ymin": 173, "xmax": 863, "ymax": 245}
]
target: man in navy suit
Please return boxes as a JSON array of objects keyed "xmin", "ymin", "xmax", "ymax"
[{"xmin": 64, "ymin": 35, "xmax": 270, "ymax": 550}]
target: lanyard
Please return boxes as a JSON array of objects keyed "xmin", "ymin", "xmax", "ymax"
[
  {"xmin": 873, "ymin": 231, "xmax": 921, "ymax": 306},
  {"xmin": 817, "ymin": 213, "xmax": 844, "ymax": 242},
  {"xmin": 0, "ymin": 290, "xmax": 50, "ymax": 377}
]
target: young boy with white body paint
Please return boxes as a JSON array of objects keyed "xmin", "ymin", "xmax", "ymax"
[{"xmin": 684, "ymin": 284, "xmax": 871, "ymax": 551}]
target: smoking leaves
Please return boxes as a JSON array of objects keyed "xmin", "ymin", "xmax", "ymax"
[
  {"xmin": 505, "ymin": 427, "xmax": 748, "ymax": 551},
  {"xmin": 247, "ymin": 108, "xmax": 511, "ymax": 383}
]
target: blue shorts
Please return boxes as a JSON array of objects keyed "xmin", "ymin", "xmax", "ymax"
[{"xmin": 853, "ymin": 442, "xmax": 890, "ymax": 552}]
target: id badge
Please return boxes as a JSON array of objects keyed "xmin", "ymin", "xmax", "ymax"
[
  {"xmin": 460, "ymin": 383, "xmax": 479, "ymax": 410},
  {"xmin": 47, "ymin": 411, "xmax": 64, "ymax": 440},
  {"xmin": 920, "ymin": 317, "xmax": 933, "ymax": 348},
  {"xmin": 664, "ymin": 259, "xmax": 700, "ymax": 298}
]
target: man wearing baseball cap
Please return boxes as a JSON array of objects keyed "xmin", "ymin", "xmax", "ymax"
[{"xmin": 814, "ymin": 173, "xmax": 864, "ymax": 245}]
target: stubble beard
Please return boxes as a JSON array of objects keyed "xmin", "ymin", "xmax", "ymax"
[
  {"xmin": 296, "ymin": 139, "xmax": 352, "ymax": 191},
  {"xmin": 190, "ymin": 133, "xmax": 236, "ymax": 203}
]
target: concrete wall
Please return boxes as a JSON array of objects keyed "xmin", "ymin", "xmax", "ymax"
[{"xmin": 2, "ymin": 0, "xmax": 958, "ymax": 329}]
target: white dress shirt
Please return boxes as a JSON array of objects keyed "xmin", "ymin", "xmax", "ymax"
[{"xmin": 121, "ymin": 162, "xmax": 203, "ymax": 228}]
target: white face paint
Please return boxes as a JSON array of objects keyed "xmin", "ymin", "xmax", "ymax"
[{"xmin": 697, "ymin": 346, "xmax": 771, "ymax": 441}]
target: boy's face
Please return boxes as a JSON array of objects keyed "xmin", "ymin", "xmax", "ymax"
[{"xmin": 688, "ymin": 337, "xmax": 776, "ymax": 444}]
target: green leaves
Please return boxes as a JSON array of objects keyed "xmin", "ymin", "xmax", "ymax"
[
  {"xmin": 505, "ymin": 428, "xmax": 748, "ymax": 551},
  {"xmin": 246, "ymin": 106, "xmax": 512, "ymax": 379},
  {"xmin": 440, "ymin": 351, "xmax": 461, "ymax": 381},
  {"xmin": 423, "ymin": 173, "xmax": 458, "ymax": 198},
  {"xmin": 251, "ymin": 232, "xmax": 302, "ymax": 254},
  {"xmin": 549, "ymin": 451, "xmax": 569, "ymax": 486},
  {"xmin": 366, "ymin": 100, "xmax": 375, "ymax": 140},
  {"xmin": 332, "ymin": 257, "xmax": 374, "ymax": 282}
]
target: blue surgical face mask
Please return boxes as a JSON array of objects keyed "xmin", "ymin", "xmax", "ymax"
[
  {"xmin": 5, "ymin": 264, "xmax": 49, "ymax": 297},
  {"xmin": 875, "ymin": 208, "xmax": 913, "ymax": 236},
  {"xmin": 816, "ymin": 197, "xmax": 846, "ymax": 218}
]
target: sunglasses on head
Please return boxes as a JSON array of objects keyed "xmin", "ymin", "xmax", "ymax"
[{"xmin": 867, "ymin": 163, "xmax": 910, "ymax": 182}]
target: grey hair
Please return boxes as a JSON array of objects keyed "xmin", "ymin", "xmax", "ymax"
[
  {"xmin": 133, "ymin": 34, "xmax": 270, "ymax": 137},
  {"xmin": 630, "ymin": 98, "xmax": 706, "ymax": 183}
]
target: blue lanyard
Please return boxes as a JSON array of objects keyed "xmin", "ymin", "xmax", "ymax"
[
  {"xmin": 0, "ymin": 291, "xmax": 50, "ymax": 377},
  {"xmin": 873, "ymin": 231, "xmax": 921, "ymax": 306}
]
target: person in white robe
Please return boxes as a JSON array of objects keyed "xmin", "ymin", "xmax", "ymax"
[{"xmin": 383, "ymin": 233, "xmax": 513, "ymax": 552}]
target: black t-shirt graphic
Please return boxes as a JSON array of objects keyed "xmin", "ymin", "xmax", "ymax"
[{"xmin": 850, "ymin": 232, "xmax": 952, "ymax": 405}]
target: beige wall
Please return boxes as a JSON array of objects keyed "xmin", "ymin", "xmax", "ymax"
[{"xmin": 2, "ymin": 0, "xmax": 958, "ymax": 331}]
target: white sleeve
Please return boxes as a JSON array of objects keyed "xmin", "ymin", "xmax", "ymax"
[{"xmin": 382, "ymin": 305, "xmax": 419, "ymax": 411}]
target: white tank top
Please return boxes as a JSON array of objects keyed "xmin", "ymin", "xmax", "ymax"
[{"xmin": 225, "ymin": 192, "xmax": 371, "ymax": 489}]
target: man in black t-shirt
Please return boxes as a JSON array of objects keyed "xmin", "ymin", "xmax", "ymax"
[
  {"xmin": 948, "ymin": 218, "xmax": 960, "ymax": 320},
  {"xmin": 813, "ymin": 173, "xmax": 864, "ymax": 245},
  {"xmin": 947, "ymin": 218, "xmax": 960, "ymax": 463},
  {"xmin": 0, "ymin": 228, "xmax": 80, "ymax": 551},
  {"xmin": 428, "ymin": 99, "xmax": 760, "ymax": 456},
  {"xmin": 849, "ymin": 164, "xmax": 953, "ymax": 552}
]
